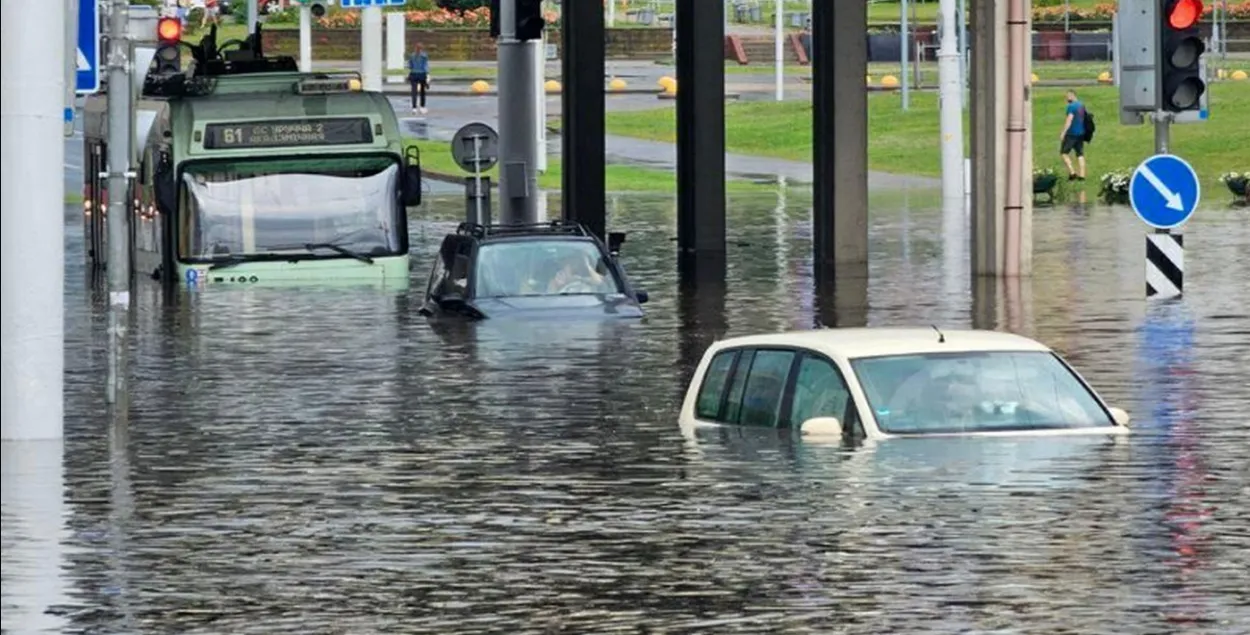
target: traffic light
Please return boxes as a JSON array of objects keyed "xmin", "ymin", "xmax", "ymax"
[
  {"xmin": 153, "ymin": 17, "xmax": 182, "ymax": 74},
  {"xmin": 488, "ymin": 0, "xmax": 545, "ymax": 40},
  {"xmin": 1158, "ymin": 0, "xmax": 1206, "ymax": 112},
  {"xmin": 514, "ymin": 0, "xmax": 545, "ymax": 41}
]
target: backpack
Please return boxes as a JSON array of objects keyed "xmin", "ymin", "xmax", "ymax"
[{"xmin": 1082, "ymin": 108, "xmax": 1095, "ymax": 143}]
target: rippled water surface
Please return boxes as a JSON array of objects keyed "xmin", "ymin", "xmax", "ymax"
[{"xmin": 5, "ymin": 192, "xmax": 1250, "ymax": 634}]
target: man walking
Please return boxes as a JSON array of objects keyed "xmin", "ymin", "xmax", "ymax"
[
  {"xmin": 407, "ymin": 43, "xmax": 430, "ymax": 115},
  {"xmin": 1059, "ymin": 89, "xmax": 1087, "ymax": 181}
]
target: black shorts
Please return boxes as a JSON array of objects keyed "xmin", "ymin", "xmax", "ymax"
[{"xmin": 1061, "ymin": 136, "xmax": 1085, "ymax": 156}]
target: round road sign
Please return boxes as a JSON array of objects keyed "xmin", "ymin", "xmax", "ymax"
[{"xmin": 450, "ymin": 122, "xmax": 500, "ymax": 174}]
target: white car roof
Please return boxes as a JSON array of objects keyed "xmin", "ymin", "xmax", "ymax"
[{"xmin": 706, "ymin": 327, "xmax": 1052, "ymax": 362}]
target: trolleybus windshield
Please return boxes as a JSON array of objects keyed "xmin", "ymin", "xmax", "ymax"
[{"xmin": 178, "ymin": 156, "xmax": 403, "ymax": 262}]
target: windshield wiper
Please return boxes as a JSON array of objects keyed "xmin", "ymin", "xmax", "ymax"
[
  {"xmin": 304, "ymin": 242, "xmax": 375, "ymax": 264},
  {"xmin": 207, "ymin": 256, "xmax": 248, "ymax": 271}
]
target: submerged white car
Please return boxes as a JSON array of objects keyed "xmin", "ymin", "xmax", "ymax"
[{"xmin": 679, "ymin": 327, "xmax": 1131, "ymax": 440}]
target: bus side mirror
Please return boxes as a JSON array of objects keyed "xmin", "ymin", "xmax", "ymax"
[
  {"xmin": 153, "ymin": 152, "xmax": 176, "ymax": 215},
  {"xmin": 401, "ymin": 146, "xmax": 422, "ymax": 207}
]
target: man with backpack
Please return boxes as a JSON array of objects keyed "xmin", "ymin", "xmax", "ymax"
[{"xmin": 1059, "ymin": 89, "xmax": 1093, "ymax": 181}]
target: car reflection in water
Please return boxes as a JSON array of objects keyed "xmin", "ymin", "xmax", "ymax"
[{"xmin": 418, "ymin": 221, "xmax": 649, "ymax": 320}]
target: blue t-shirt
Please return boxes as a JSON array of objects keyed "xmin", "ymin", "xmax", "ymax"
[
  {"xmin": 1066, "ymin": 101, "xmax": 1085, "ymax": 137},
  {"xmin": 408, "ymin": 52, "xmax": 429, "ymax": 75}
]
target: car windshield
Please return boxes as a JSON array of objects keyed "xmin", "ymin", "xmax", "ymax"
[
  {"xmin": 473, "ymin": 240, "xmax": 623, "ymax": 297},
  {"xmin": 178, "ymin": 156, "xmax": 402, "ymax": 260},
  {"xmin": 850, "ymin": 351, "xmax": 1114, "ymax": 434}
]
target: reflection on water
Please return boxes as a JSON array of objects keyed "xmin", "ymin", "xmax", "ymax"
[{"xmin": 4, "ymin": 193, "xmax": 1250, "ymax": 633}]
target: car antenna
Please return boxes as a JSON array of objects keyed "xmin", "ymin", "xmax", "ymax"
[{"xmin": 931, "ymin": 325, "xmax": 945, "ymax": 343}]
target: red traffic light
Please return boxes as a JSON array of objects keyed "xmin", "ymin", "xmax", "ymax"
[
  {"xmin": 1168, "ymin": 0, "xmax": 1203, "ymax": 30},
  {"xmin": 157, "ymin": 17, "xmax": 182, "ymax": 43}
]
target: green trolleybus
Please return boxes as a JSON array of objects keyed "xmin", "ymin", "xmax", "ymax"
[{"xmin": 82, "ymin": 23, "xmax": 422, "ymax": 288}]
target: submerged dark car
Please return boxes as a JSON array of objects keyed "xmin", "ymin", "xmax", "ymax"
[{"xmin": 418, "ymin": 221, "xmax": 649, "ymax": 320}]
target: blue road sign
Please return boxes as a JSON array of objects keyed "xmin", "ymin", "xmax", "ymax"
[
  {"xmin": 76, "ymin": 0, "xmax": 101, "ymax": 94},
  {"xmin": 339, "ymin": 0, "xmax": 406, "ymax": 7},
  {"xmin": 1129, "ymin": 153, "xmax": 1201, "ymax": 230}
]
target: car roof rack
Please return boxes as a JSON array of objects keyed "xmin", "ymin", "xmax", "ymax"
[{"xmin": 455, "ymin": 220, "xmax": 592, "ymax": 240}]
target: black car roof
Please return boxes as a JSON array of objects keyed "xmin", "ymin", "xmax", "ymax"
[{"xmin": 455, "ymin": 221, "xmax": 598, "ymax": 243}]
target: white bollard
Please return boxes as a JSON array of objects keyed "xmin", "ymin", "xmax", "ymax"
[
  {"xmin": 299, "ymin": 5, "xmax": 312, "ymax": 72},
  {"xmin": 1, "ymin": 0, "xmax": 66, "ymax": 440}
]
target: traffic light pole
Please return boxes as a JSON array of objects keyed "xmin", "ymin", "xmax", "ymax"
[
  {"xmin": 1154, "ymin": 110, "xmax": 1171, "ymax": 154},
  {"xmin": 496, "ymin": 0, "xmax": 540, "ymax": 225},
  {"xmin": 106, "ymin": 0, "xmax": 133, "ymax": 405}
]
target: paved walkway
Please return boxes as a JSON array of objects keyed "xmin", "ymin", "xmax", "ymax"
[{"xmin": 394, "ymin": 94, "xmax": 938, "ymax": 190}]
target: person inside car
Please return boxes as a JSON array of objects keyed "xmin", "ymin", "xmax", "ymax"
[{"xmin": 546, "ymin": 249, "xmax": 614, "ymax": 295}]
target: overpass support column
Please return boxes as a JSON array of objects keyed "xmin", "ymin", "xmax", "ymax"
[
  {"xmin": 812, "ymin": 0, "xmax": 868, "ymax": 324},
  {"xmin": 561, "ymin": 0, "xmax": 606, "ymax": 240},
  {"xmin": 970, "ymin": 0, "xmax": 1032, "ymax": 277},
  {"xmin": 675, "ymin": 0, "xmax": 727, "ymax": 281}
]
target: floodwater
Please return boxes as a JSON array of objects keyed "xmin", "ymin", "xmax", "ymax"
[{"xmin": 5, "ymin": 190, "xmax": 1250, "ymax": 634}]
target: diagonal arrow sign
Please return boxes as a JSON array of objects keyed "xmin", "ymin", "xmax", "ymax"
[
  {"xmin": 1139, "ymin": 164, "xmax": 1184, "ymax": 211},
  {"xmin": 77, "ymin": 47, "xmax": 91, "ymax": 71}
]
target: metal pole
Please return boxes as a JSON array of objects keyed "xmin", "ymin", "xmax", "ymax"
[
  {"xmin": 106, "ymin": 0, "xmax": 134, "ymax": 405},
  {"xmin": 496, "ymin": 0, "xmax": 539, "ymax": 224},
  {"xmin": 608, "ymin": 0, "xmax": 616, "ymax": 28},
  {"xmin": 1, "ymin": 0, "xmax": 66, "ymax": 440},
  {"xmin": 474, "ymin": 136, "xmax": 484, "ymax": 223},
  {"xmin": 959, "ymin": 0, "xmax": 968, "ymax": 101},
  {"xmin": 1064, "ymin": 0, "xmax": 1070, "ymax": 32},
  {"xmin": 299, "ymin": 5, "xmax": 312, "ymax": 72},
  {"xmin": 775, "ymin": 0, "xmax": 784, "ymax": 101},
  {"xmin": 361, "ymin": 6, "xmax": 383, "ymax": 92},
  {"xmin": 535, "ymin": 38, "xmax": 548, "ymax": 172},
  {"xmin": 63, "ymin": 0, "xmax": 79, "ymax": 137},
  {"xmin": 1112, "ymin": 12, "xmax": 1120, "ymax": 87},
  {"xmin": 901, "ymin": 0, "xmax": 910, "ymax": 111},
  {"xmin": 1155, "ymin": 111, "xmax": 1170, "ymax": 154},
  {"xmin": 938, "ymin": 0, "xmax": 964, "ymax": 215}
]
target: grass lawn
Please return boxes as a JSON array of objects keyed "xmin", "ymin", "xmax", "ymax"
[
  {"xmin": 604, "ymin": 83, "xmax": 1250, "ymax": 191},
  {"xmin": 403, "ymin": 139, "xmax": 772, "ymax": 193}
]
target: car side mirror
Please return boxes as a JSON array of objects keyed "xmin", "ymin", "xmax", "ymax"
[
  {"xmin": 401, "ymin": 146, "xmax": 422, "ymax": 207},
  {"xmin": 1108, "ymin": 407, "xmax": 1131, "ymax": 427},
  {"xmin": 153, "ymin": 152, "xmax": 176, "ymax": 215},
  {"xmin": 635, "ymin": 290, "xmax": 648, "ymax": 304},
  {"xmin": 800, "ymin": 416, "xmax": 842, "ymax": 437}
]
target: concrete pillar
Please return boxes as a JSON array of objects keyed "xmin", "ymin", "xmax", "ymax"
[
  {"xmin": 360, "ymin": 6, "xmax": 383, "ymax": 92},
  {"xmin": 970, "ymin": 0, "xmax": 1032, "ymax": 277},
  {"xmin": 2, "ymin": 0, "xmax": 66, "ymax": 439},
  {"xmin": 811, "ymin": 0, "xmax": 869, "ymax": 300},
  {"xmin": 561, "ymin": 0, "xmax": 606, "ymax": 240},
  {"xmin": 675, "ymin": 0, "xmax": 727, "ymax": 281},
  {"xmin": 385, "ymin": 11, "xmax": 405, "ymax": 81}
]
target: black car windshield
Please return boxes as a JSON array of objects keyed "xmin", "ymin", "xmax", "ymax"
[
  {"xmin": 850, "ymin": 351, "xmax": 1115, "ymax": 434},
  {"xmin": 473, "ymin": 240, "xmax": 623, "ymax": 297}
]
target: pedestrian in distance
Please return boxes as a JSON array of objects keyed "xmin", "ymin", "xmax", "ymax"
[
  {"xmin": 408, "ymin": 43, "xmax": 430, "ymax": 115},
  {"xmin": 1059, "ymin": 89, "xmax": 1088, "ymax": 181}
]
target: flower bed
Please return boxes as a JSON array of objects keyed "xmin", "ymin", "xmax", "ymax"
[
  {"xmin": 1098, "ymin": 169, "xmax": 1132, "ymax": 205},
  {"xmin": 1032, "ymin": 0, "xmax": 1250, "ymax": 22},
  {"xmin": 1220, "ymin": 171, "xmax": 1249, "ymax": 204}
]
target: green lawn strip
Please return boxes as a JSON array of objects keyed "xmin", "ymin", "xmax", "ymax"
[
  {"xmin": 605, "ymin": 83, "xmax": 1250, "ymax": 192},
  {"xmin": 403, "ymin": 139, "xmax": 770, "ymax": 193}
]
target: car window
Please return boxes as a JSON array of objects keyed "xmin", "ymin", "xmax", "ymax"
[
  {"xmin": 851, "ymin": 351, "xmax": 1115, "ymax": 434},
  {"xmin": 737, "ymin": 350, "xmax": 796, "ymax": 427},
  {"xmin": 722, "ymin": 349, "xmax": 755, "ymax": 424},
  {"xmin": 695, "ymin": 350, "xmax": 737, "ymax": 420},
  {"xmin": 787, "ymin": 354, "xmax": 851, "ymax": 428},
  {"xmin": 473, "ymin": 240, "xmax": 623, "ymax": 297}
]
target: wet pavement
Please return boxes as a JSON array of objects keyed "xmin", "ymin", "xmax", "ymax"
[{"xmin": 5, "ymin": 191, "xmax": 1250, "ymax": 633}]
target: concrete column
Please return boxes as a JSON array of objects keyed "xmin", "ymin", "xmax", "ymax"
[
  {"xmin": 385, "ymin": 11, "xmax": 405, "ymax": 81},
  {"xmin": 299, "ymin": 5, "xmax": 312, "ymax": 72},
  {"xmin": 969, "ymin": 0, "xmax": 1006, "ymax": 277},
  {"xmin": 675, "ymin": 0, "xmax": 727, "ymax": 281},
  {"xmin": 811, "ymin": 0, "xmax": 869, "ymax": 292},
  {"xmin": 561, "ymin": 0, "xmax": 606, "ymax": 240},
  {"xmin": 2, "ymin": 0, "xmax": 66, "ymax": 439},
  {"xmin": 361, "ymin": 6, "xmax": 383, "ymax": 92}
]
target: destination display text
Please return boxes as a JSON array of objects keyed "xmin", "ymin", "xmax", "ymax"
[{"xmin": 203, "ymin": 118, "xmax": 373, "ymax": 149}]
